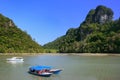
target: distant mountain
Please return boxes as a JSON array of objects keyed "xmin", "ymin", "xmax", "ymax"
[
  {"xmin": 43, "ymin": 5, "xmax": 120, "ymax": 53},
  {"xmin": 0, "ymin": 14, "xmax": 43, "ymax": 53}
]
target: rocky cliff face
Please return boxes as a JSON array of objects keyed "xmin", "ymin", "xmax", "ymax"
[
  {"xmin": 0, "ymin": 14, "xmax": 15, "ymax": 27},
  {"xmin": 84, "ymin": 5, "xmax": 113, "ymax": 24},
  {"xmin": 93, "ymin": 5, "xmax": 113, "ymax": 24}
]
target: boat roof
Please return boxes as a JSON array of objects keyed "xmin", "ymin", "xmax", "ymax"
[{"xmin": 30, "ymin": 65, "xmax": 52, "ymax": 70}]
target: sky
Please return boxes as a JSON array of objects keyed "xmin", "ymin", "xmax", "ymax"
[{"xmin": 0, "ymin": 0, "xmax": 120, "ymax": 45}]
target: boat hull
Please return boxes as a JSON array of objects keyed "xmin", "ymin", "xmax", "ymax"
[
  {"xmin": 7, "ymin": 59, "xmax": 24, "ymax": 61},
  {"xmin": 6, "ymin": 57, "xmax": 24, "ymax": 61},
  {"xmin": 28, "ymin": 71, "xmax": 52, "ymax": 77},
  {"xmin": 50, "ymin": 69, "xmax": 62, "ymax": 74}
]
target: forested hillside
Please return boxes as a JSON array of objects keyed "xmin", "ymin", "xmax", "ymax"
[
  {"xmin": 0, "ymin": 14, "xmax": 43, "ymax": 53},
  {"xmin": 44, "ymin": 5, "xmax": 120, "ymax": 53}
]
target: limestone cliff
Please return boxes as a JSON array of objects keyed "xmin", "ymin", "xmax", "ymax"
[{"xmin": 84, "ymin": 5, "xmax": 113, "ymax": 24}]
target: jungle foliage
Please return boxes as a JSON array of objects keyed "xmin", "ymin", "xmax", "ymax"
[
  {"xmin": 0, "ymin": 14, "xmax": 43, "ymax": 53},
  {"xmin": 44, "ymin": 5, "xmax": 120, "ymax": 53}
]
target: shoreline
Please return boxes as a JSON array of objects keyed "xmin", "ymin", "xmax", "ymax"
[
  {"xmin": 0, "ymin": 53, "xmax": 44, "ymax": 56},
  {"xmin": 69, "ymin": 53, "xmax": 120, "ymax": 56},
  {"xmin": 0, "ymin": 53, "xmax": 120, "ymax": 56}
]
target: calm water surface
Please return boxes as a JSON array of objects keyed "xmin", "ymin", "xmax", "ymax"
[{"xmin": 0, "ymin": 54, "xmax": 120, "ymax": 80}]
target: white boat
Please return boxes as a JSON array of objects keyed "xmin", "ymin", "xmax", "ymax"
[{"xmin": 6, "ymin": 57, "xmax": 24, "ymax": 61}]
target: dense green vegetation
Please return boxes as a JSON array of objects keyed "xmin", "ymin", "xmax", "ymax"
[
  {"xmin": 0, "ymin": 14, "xmax": 44, "ymax": 53},
  {"xmin": 44, "ymin": 5, "xmax": 120, "ymax": 53}
]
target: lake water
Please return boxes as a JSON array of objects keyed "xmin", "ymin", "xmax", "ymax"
[{"xmin": 0, "ymin": 54, "xmax": 120, "ymax": 80}]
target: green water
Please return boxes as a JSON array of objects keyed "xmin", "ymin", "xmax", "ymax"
[{"xmin": 0, "ymin": 54, "xmax": 120, "ymax": 80}]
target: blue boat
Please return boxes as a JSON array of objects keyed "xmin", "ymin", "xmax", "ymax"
[
  {"xmin": 28, "ymin": 65, "xmax": 62, "ymax": 77},
  {"xmin": 28, "ymin": 65, "xmax": 52, "ymax": 77}
]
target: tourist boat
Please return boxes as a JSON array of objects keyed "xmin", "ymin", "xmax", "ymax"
[
  {"xmin": 28, "ymin": 65, "xmax": 52, "ymax": 77},
  {"xmin": 28, "ymin": 65, "xmax": 62, "ymax": 77},
  {"xmin": 6, "ymin": 57, "xmax": 24, "ymax": 61}
]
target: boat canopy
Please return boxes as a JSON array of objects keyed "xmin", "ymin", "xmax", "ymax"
[{"xmin": 29, "ymin": 65, "xmax": 52, "ymax": 71}]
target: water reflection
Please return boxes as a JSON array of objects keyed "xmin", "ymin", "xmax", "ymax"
[
  {"xmin": 29, "ymin": 75, "xmax": 51, "ymax": 80},
  {"xmin": 38, "ymin": 77, "xmax": 51, "ymax": 80}
]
